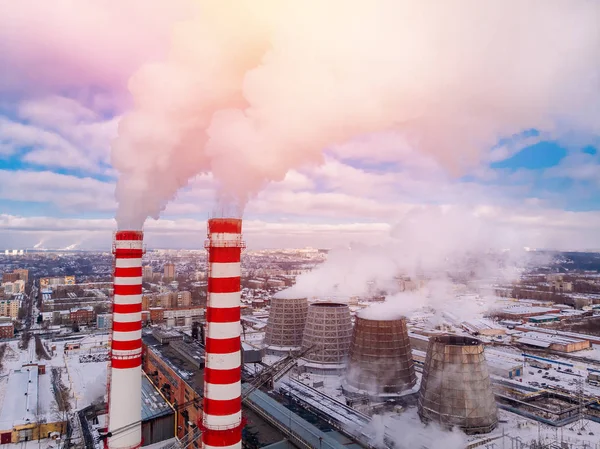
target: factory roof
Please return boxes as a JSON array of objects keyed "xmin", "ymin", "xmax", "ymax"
[
  {"xmin": 502, "ymin": 306, "xmax": 559, "ymax": 315},
  {"xmin": 142, "ymin": 333, "xmax": 204, "ymax": 395},
  {"xmin": 517, "ymin": 331, "xmax": 587, "ymax": 347},
  {"xmin": 141, "ymin": 375, "xmax": 173, "ymax": 421},
  {"xmin": 528, "ymin": 314, "xmax": 561, "ymax": 320}
]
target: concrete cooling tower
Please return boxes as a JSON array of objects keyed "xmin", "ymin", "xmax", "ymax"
[
  {"xmin": 345, "ymin": 314, "xmax": 416, "ymax": 396},
  {"xmin": 301, "ymin": 302, "xmax": 352, "ymax": 373},
  {"xmin": 264, "ymin": 297, "xmax": 308, "ymax": 355},
  {"xmin": 418, "ymin": 335, "xmax": 498, "ymax": 434}
]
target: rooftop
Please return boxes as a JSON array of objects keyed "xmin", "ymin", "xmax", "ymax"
[
  {"xmin": 142, "ymin": 334, "xmax": 204, "ymax": 395},
  {"xmin": 141, "ymin": 374, "xmax": 173, "ymax": 421}
]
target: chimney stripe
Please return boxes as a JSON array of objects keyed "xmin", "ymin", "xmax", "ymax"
[
  {"xmin": 206, "ymin": 307, "xmax": 240, "ymax": 323},
  {"xmin": 207, "ymin": 220, "xmax": 242, "ymax": 234},
  {"xmin": 203, "ymin": 397, "xmax": 242, "ymax": 416},
  {"xmin": 115, "ymin": 258, "xmax": 143, "ymax": 268},
  {"xmin": 112, "ymin": 312, "xmax": 142, "ymax": 323},
  {"xmin": 113, "ymin": 303, "xmax": 142, "ymax": 314},
  {"xmin": 204, "ymin": 292, "xmax": 240, "ymax": 308},
  {"xmin": 208, "ymin": 247, "xmax": 242, "ymax": 263},
  {"xmin": 114, "ymin": 276, "xmax": 143, "ymax": 286},
  {"xmin": 112, "ymin": 330, "xmax": 143, "ymax": 341},
  {"xmin": 209, "ymin": 262, "xmax": 241, "ymax": 278},
  {"xmin": 204, "ymin": 381, "xmax": 242, "ymax": 401},
  {"xmin": 208, "ymin": 277, "xmax": 241, "ymax": 294},
  {"xmin": 202, "ymin": 427, "xmax": 243, "ymax": 447},
  {"xmin": 113, "ymin": 284, "xmax": 143, "ymax": 295},
  {"xmin": 112, "ymin": 339, "xmax": 142, "ymax": 351},
  {"xmin": 204, "ymin": 367, "xmax": 241, "ymax": 384},
  {"xmin": 114, "ymin": 267, "xmax": 143, "ymax": 277},
  {"xmin": 113, "ymin": 319, "xmax": 142, "ymax": 333},
  {"xmin": 203, "ymin": 412, "xmax": 242, "ymax": 428},
  {"xmin": 205, "ymin": 336, "xmax": 241, "ymax": 353},
  {"xmin": 111, "ymin": 357, "xmax": 142, "ymax": 369},
  {"xmin": 205, "ymin": 352, "xmax": 241, "ymax": 370},
  {"xmin": 114, "ymin": 249, "xmax": 144, "ymax": 258}
]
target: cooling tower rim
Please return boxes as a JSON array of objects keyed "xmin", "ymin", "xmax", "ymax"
[
  {"xmin": 355, "ymin": 311, "xmax": 407, "ymax": 321},
  {"xmin": 309, "ymin": 302, "xmax": 347, "ymax": 308},
  {"xmin": 271, "ymin": 296, "xmax": 308, "ymax": 301},
  {"xmin": 431, "ymin": 334, "xmax": 481, "ymax": 347}
]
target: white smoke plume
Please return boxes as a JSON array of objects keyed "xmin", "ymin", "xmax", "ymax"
[
  {"xmin": 367, "ymin": 413, "xmax": 468, "ymax": 449},
  {"xmin": 111, "ymin": 0, "xmax": 599, "ymax": 229},
  {"xmin": 276, "ymin": 205, "xmax": 538, "ymax": 301}
]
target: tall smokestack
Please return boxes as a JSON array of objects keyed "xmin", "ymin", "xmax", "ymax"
[
  {"xmin": 108, "ymin": 231, "xmax": 143, "ymax": 449},
  {"xmin": 202, "ymin": 218, "xmax": 244, "ymax": 449}
]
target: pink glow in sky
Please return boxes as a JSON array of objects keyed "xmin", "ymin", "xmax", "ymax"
[
  {"xmin": 109, "ymin": 0, "xmax": 599, "ymax": 229},
  {"xmin": 0, "ymin": 0, "xmax": 192, "ymax": 105}
]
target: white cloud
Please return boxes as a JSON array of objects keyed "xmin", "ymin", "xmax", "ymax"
[{"xmin": 0, "ymin": 170, "xmax": 115, "ymax": 212}]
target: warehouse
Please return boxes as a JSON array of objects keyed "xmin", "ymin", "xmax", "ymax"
[
  {"xmin": 528, "ymin": 314, "xmax": 561, "ymax": 324},
  {"xmin": 515, "ymin": 331, "xmax": 591, "ymax": 353}
]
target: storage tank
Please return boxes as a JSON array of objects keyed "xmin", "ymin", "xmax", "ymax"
[
  {"xmin": 265, "ymin": 297, "xmax": 308, "ymax": 354},
  {"xmin": 345, "ymin": 314, "xmax": 416, "ymax": 396},
  {"xmin": 301, "ymin": 302, "xmax": 352, "ymax": 373},
  {"xmin": 418, "ymin": 335, "xmax": 498, "ymax": 434}
]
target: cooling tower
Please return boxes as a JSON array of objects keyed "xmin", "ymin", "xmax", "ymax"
[
  {"xmin": 265, "ymin": 297, "xmax": 308, "ymax": 354},
  {"xmin": 301, "ymin": 303, "xmax": 352, "ymax": 372},
  {"xmin": 418, "ymin": 335, "xmax": 498, "ymax": 434},
  {"xmin": 345, "ymin": 314, "xmax": 416, "ymax": 396}
]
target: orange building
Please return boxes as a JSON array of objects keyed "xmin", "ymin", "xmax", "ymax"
[{"xmin": 142, "ymin": 337, "xmax": 203, "ymax": 441}]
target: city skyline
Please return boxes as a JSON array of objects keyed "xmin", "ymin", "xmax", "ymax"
[{"xmin": 0, "ymin": 1, "xmax": 599, "ymax": 251}]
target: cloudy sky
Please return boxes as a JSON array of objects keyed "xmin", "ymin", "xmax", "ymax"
[{"xmin": 0, "ymin": 0, "xmax": 599, "ymax": 251}]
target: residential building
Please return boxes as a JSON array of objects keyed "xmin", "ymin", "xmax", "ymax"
[
  {"xmin": 70, "ymin": 307, "xmax": 95, "ymax": 324},
  {"xmin": 0, "ymin": 322, "xmax": 14, "ymax": 339},
  {"xmin": 1, "ymin": 273, "xmax": 18, "ymax": 283},
  {"xmin": 0, "ymin": 300, "xmax": 19, "ymax": 319},
  {"xmin": 177, "ymin": 291, "xmax": 191, "ymax": 308},
  {"xmin": 97, "ymin": 314, "xmax": 112, "ymax": 330},
  {"xmin": 163, "ymin": 263, "xmax": 175, "ymax": 281},
  {"xmin": 143, "ymin": 266, "xmax": 154, "ymax": 282},
  {"xmin": 13, "ymin": 269, "xmax": 28, "ymax": 284}
]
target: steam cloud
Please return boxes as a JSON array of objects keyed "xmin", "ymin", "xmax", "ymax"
[{"xmin": 112, "ymin": 0, "xmax": 599, "ymax": 229}]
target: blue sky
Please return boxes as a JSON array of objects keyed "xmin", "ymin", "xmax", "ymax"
[{"xmin": 0, "ymin": 0, "xmax": 599, "ymax": 250}]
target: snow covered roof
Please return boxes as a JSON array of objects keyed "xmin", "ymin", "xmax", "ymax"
[
  {"xmin": 141, "ymin": 375, "xmax": 173, "ymax": 421},
  {"xmin": 517, "ymin": 337, "xmax": 551, "ymax": 348},
  {"xmin": 0, "ymin": 366, "xmax": 39, "ymax": 430}
]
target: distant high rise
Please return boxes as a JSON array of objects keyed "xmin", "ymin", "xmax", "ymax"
[
  {"xmin": 13, "ymin": 269, "xmax": 29, "ymax": 283},
  {"xmin": 1, "ymin": 273, "xmax": 18, "ymax": 283},
  {"xmin": 142, "ymin": 265, "xmax": 153, "ymax": 281},
  {"xmin": 163, "ymin": 262, "xmax": 175, "ymax": 281},
  {"xmin": 178, "ymin": 291, "xmax": 191, "ymax": 307}
]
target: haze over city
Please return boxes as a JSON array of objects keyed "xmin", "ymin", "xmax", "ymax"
[
  {"xmin": 0, "ymin": 0, "xmax": 598, "ymax": 251},
  {"xmin": 1, "ymin": 2, "xmax": 600, "ymax": 449}
]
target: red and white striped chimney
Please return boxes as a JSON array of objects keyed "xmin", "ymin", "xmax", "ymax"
[
  {"xmin": 108, "ymin": 231, "xmax": 144, "ymax": 449},
  {"xmin": 202, "ymin": 218, "xmax": 244, "ymax": 449}
]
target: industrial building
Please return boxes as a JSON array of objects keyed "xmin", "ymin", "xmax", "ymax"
[
  {"xmin": 264, "ymin": 297, "xmax": 308, "ymax": 354},
  {"xmin": 301, "ymin": 302, "xmax": 352, "ymax": 373},
  {"xmin": 344, "ymin": 314, "xmax": 416, "ymax": 396},
  {"xmin": 418, "ymin": 335, "xmax": 498, "ymax": 434},
  {"xmin": 142, "ymin": 333, "xmax": 203, "ymax": 441},
  {"xmin": 528, "ymin": 314, "xmax": 561, "ymax": 324},
  {"xmin": 515, "ymin": 331, "xmax": 591, "ymax": 352},
  {"xmin": 0, "ymin": 364, "xmax": 65, "ymax": 444}
]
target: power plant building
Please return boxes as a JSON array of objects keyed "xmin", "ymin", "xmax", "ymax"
[
  {"xmin": 345, "ymin": 314, "xmax": 416, "ymax": 396},
  {"xmin": 301, "ymin": 303, "xmax": 352, "ymax": 373},
  {"xmin": 264, "ymin": 297, "xmax": 308, "ymax": 354},
  {"xmin": 418, "ymin": 335, "xmax": 498, "ymax": 434}
]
